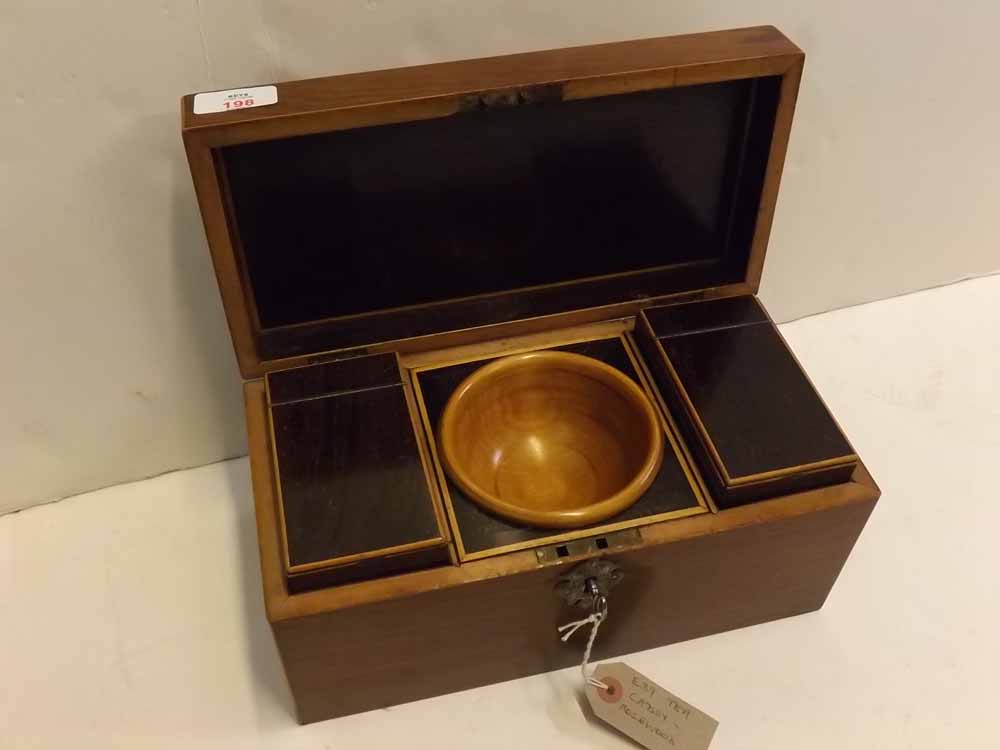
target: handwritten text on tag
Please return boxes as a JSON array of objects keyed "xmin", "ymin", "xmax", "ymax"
[{"xmin": 585, "ymin": 662, "xmax": 718, "ymax": 750}]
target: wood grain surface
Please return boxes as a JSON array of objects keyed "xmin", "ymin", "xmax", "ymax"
[
  {"xmin": 639, "ymin": 299, "xmax": 857, "ymax": 506},
  {"xmin": 266, "ymin": 353, "xmax": 450, "ymax": 590},
  {"xmin": 414, "ymin": 335, "xmax": 705, "ymax": 559},
  {"xmin": 437, "ymin": 350, "xmax": 663, "ymax": 529},
  {"xmin": 205, "ymin": 26, "xmax": 877, "ymax": 725},
  {"xmin": 182, "ymin": 27, "xmax": 804, "ymax": 377},
  {"xmin": 244, "ymin": 380, "xmax": 879, "ymax": 722}
]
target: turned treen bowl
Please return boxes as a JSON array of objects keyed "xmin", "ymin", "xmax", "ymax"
[{"xmin": 437, "ymin": 351, "xmax": 664, "ymax": 529}]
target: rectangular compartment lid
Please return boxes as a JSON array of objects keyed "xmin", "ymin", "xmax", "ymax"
[
  {"xmin": 182, "ymin": 26, "xmax": 804, "ymax": 378},
  {"xmin": 638, "ymin": 297, "xmax": 858, "ymax": 508},
  {"xmin": 266, "ymin": 353, "xmax": 451, "ymax": 592}
]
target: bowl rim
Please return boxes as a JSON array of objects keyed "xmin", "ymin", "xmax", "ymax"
[{"xmin": 437, "ymin": 350, "xmax": 664, "ymax": 529}]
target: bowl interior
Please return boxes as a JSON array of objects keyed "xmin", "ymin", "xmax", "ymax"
[{"xmin": 439, "ymin": 351, "xmax": 662, "ymax": 527}]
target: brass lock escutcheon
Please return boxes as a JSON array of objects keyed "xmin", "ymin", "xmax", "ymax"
[{"xmin": 554, "ymin": 558, "xmax": 624, "ymax": 611}]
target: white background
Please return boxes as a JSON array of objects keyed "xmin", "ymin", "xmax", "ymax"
[
  {"xmin": 4, "ymin": 277, "xmax": 997, "ymax": 747},
  {"xmin": 3, "ymin": 1, "xmax": 998, "ymax": 513}
]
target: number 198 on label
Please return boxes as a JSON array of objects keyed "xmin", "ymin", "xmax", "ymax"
[{"xmin": 192, "ymin": 85, "xmax": 278, "ymax": 115}]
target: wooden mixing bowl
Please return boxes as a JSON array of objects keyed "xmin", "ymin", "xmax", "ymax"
[{"xmin": 437, "ymin": 351, "xmax": 664, "ymax": 529}]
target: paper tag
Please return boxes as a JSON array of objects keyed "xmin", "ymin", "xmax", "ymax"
[
  {"xmin": 586, "ymin": 663, "xmax": 718, "ymax": 750},
  {"xmin": 193, "ymin": 85, "xmax": 278, "ymax": 115}
]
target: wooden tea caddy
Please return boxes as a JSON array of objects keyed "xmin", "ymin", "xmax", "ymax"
[{"xmin": 182, "ymin": 26, "xmax": 880, "ymax": 724}]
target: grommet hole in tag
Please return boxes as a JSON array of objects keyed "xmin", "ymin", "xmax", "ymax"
[{"xmin": 595, "ymin": 675, "xmax": 624, "ymax": 703}]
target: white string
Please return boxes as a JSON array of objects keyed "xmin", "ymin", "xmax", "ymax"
[{"xmin": 557, "ymin": 612, "xmax": 609, "ymax": 690}]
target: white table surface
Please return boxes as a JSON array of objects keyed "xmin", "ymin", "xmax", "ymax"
[{"xmin": 3, "ymin": 275, "xmax": 998, "ymax": 749}]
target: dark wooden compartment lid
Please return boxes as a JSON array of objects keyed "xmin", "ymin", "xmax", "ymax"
[
  {"xmin": 265, "ymin": 353, "xmax": 450, "ymax": 589},
  {"xmin": 638, "ymin": 297, "xmax": 857, "ymax": 508},
  {"xmin": 182, "ymin": 26, "xmax": 804, "ymax": 378}
]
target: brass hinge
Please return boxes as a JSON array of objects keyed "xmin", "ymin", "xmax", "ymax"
[{"xmin": 458, "ymin": 83, "xmax": 563, "ymax": 112}]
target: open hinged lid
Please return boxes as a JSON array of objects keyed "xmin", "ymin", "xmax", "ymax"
[{"xmin": 182, "ymin": 26, "xmax": 803, "ymax": 378}]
